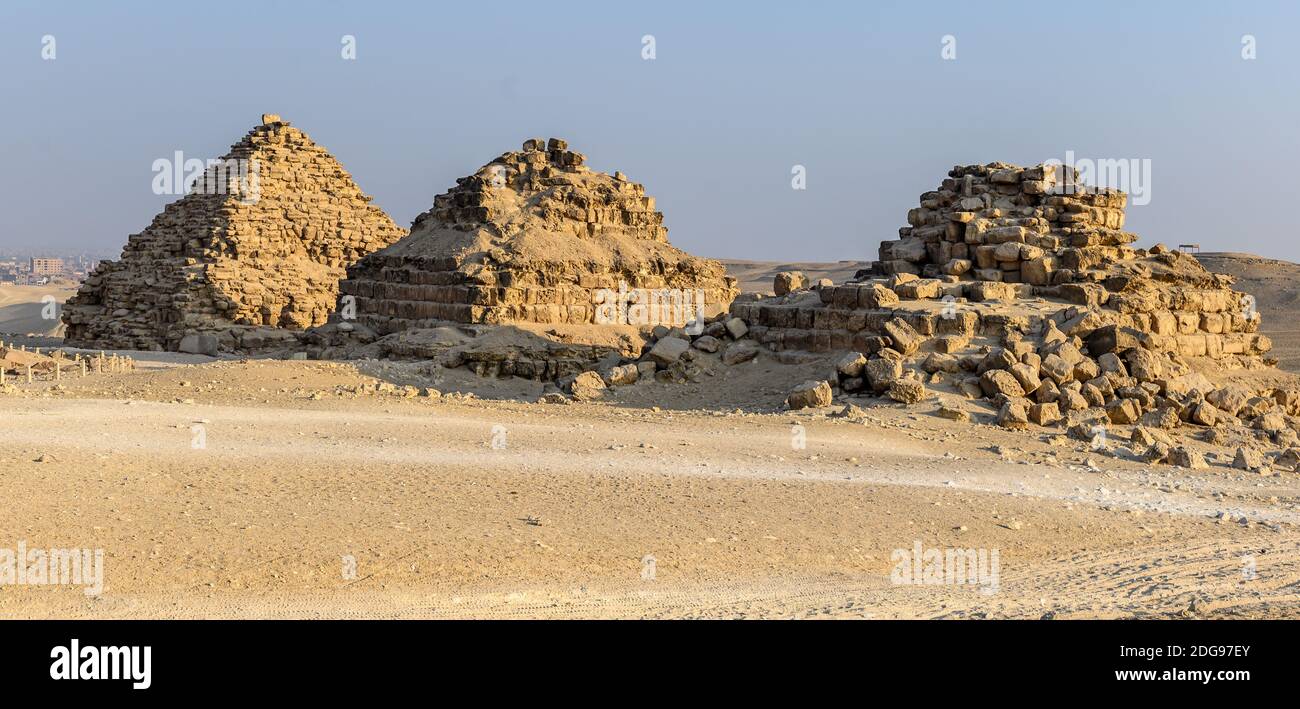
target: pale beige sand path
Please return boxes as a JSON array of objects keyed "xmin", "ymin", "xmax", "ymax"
[{"xmin": 2, "ymin": 360, "xmax": 1297, "ymax": 619}]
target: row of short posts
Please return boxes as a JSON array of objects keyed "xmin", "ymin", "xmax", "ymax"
[{"xmin": 0, "ymin": 340, "xmax": 134, "ymax": 384}]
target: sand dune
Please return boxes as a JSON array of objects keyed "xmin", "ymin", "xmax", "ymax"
[{"xmin": 0, "ymin": 284, "xmax": 76, "ymax": 338}]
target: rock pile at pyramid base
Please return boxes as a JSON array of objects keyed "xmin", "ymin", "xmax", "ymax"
[
  {"xmin": 703, "ymin": 161, "xmax": 1283, "ymax": 468},
  {"xmin": 62, "ymin": 115, "xmax": 407, "ymax": 352}
]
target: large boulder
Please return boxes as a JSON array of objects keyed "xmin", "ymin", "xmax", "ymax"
[
  {"xmin": 1086, "ymin": 325, "xmax": 1149, "ymax": 355},
  {"xmin": 835, "ymin": 352, "xmax": 867, "ymax": 378},
  {"xmin": 997, "ymin": 400, "xmax": 1031, "ymax": 429},
  {"xmin": 1040, "ymin": 354, "xmax": 1073, "ymax": 385},
  {"xmin": 1206, "ymin": 386, "xmax": 1250, "ymax": 417},
  {"xmin": 1233, "ymin": 447, "xmax": 1264, "ymax": 471},
  {"xmin": 1124, "ymin": 348, "xmax": 1164, "ymax": 382},
  {"xmin": 722, "ymin": 342, "xmax": 760, "ymax": 365},
  {"xmin": 1190, "ymin": 402, "xmax": 1220, "ymax": 427},
  {"xmin": 567, "ymin": 371, "xmax": 607, "ymax": 401},
  {"xmin": 691, "ymin": 335, "xmax": 721, "ymax": 353},
  {"xmin": 774, "ymin": 271, "xmax": 808, "ymax": 296},
  {"xmin": 864, "ymin": 357, "xmax": 903, "ymax": 393},
  {"xmin": 882, "ymin": 318, "xmax": 923, "ymax": 356},
  {"xmin": 980, "ymin": 370, "xmax": 1025, "ymax": 398},
  {"xmin": 601, "ymin": 364, "xmax": 640, "ymax": 387},
  {"xmin": 1029, "ymin": 402, "xmax": 1061, "ymax": 426},
  {"xmin": 787, "ymin": 380, "xmax": 833, "ymax": 410},
  {"xmin": 647, "ymin": 336, "xmax": 691, "ymax": 367},
  {"xmin": 1008, "ymin": 362, "xmax": 1042, "ymax": 395},
  {"xmin": 860, "ymin": 284, "xmax": 899, "ymax": 308},
  {"xmin": 178, "ymin": 333, "xmax": 219, "ymax": 356},
  {"xmin": 1165, "ymin": 446, "xmax": 1208, "ymax": 469},
  {"xmin": 1105, "ymin": 398, "xmax": 1141, "ymax": 425},
  {"xmin": 887, "ymin": 379, "xmax": 927, "ymax": 404}
]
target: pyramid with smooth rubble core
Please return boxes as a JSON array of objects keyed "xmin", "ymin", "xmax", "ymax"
[
  {"xmin": 731, "ymin": 162, "xmax": 1271, "ymax": 365},
  {"xmin": 339, "ymin": 138, "xmax": 738, "ymax": 335},
  {"xmin": 62, "ymin": 114, "xmax": 408, "ymax": 352}
]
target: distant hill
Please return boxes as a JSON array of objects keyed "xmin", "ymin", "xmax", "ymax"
[{"xmin": 722, "ymin": 259, "xmax": 871, "ymax": 294}]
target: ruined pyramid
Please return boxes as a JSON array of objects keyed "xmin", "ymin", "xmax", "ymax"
[
  {"xmin": 62, "ymin": 114, "xmax": 408, "ymax": 352},
  {"xmin": 733, "ymin": 161, "xmax": 1269, "ymax": 365},
  {"xmin": 338, "ymin": 138, "xmax": 737, "ymax": 334}
]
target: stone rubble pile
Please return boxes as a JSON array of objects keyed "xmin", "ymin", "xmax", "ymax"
[
  {"xmin": 62, "ymin": 115, "xmax": 407, "ymax": 352},
  {"xmin": 807, "ymin": 312, "xmax": 1300, "ymax": 470},
  {"xmin": 534, "ymin": 314, "xmax": 759, "ymax": 402},
  {"xmin": 723, "ymin": 162, "xmax": 1292, "ymax": 470},
  {"xmin": 733, "ymin": 163, "xmax": 1269, "ymax": 363},
  {"xmin": 338, "ymin": 138, "xmax": 737, "ymax": 333}
]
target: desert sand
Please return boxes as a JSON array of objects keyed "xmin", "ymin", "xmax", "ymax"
[
  {"xmin": 4, "ymin": 274, "xmax": 1299, "ymax": 618},
  {"xmin": 0, "ymin": 284, "xmax": 75, "ymax": 339},
  {"xmin": 722, "ymin": 260, "xmax": 868, "ymax": 295}
]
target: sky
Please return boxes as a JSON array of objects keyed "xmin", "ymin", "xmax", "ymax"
[{"xmin": 1, "ymin": 0, "xmax": 1298, "ymax": 262}]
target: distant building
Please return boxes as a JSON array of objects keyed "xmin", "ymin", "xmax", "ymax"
[{"xmin": 30, "ymin": 257, "xmax": 65, "ymax": 277}]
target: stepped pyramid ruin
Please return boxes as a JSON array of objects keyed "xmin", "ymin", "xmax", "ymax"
[
  {"xmin": 62, "ymin": 114, "xmax": 408, "ymax": 352},
  {"xmin": 715, "ymin": 161, "xmax": 1294, "ymax": 467},
  {"xmin": 338, "ymin": 138, "xmax": 737, "ymax": 334},
  {"xmin": 734, "ymin": 161, "xmax": 1270, "ymax": 365}
]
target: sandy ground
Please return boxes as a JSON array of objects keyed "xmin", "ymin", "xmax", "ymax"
[
  {"xmin": 2, "ymin": 257, "xmax": 1298, "ymax": 619},
  {"xmin": 2, "ymin": 355, "xmax": 1297, "ymax": 619},
  {"xmin": 724, "ymin": 259, "xmax": 869, "ymax": 295},
  {"xmin": 0, "ymin": 284, "xmax": 76, "ymax": 339}
]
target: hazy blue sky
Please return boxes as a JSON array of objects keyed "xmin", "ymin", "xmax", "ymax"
[{"xmin": 2, "ymin": 0, "xmax": 1297, "ymax": 262}]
